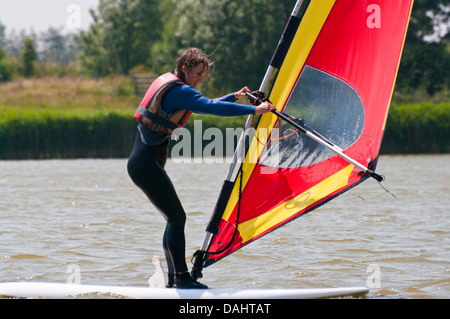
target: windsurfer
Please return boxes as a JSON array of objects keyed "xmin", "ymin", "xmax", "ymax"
[{"xmin": 127, "ymin": 47, "xmax": 275, "ymax": 289}]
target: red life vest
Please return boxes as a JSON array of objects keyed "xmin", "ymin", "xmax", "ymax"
[{"xmin": 134, "ymin": 73, "xmax": 192, "ymax": 135}]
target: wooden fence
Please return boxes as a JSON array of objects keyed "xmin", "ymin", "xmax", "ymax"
[{"xmin": 132, "ymin": 73, "xmax": 158, "ymax": 96}]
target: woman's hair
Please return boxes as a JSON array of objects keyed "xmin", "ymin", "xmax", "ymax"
[{"xmin": 176, "ymin": 48, "xmax": 213, "ymax": 80}]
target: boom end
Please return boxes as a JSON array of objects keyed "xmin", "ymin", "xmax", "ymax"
[{"xmin": 367, "ymin": 169, "xmax": 385, "ymax": 182}]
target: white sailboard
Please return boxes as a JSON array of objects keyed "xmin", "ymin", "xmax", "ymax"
[
  {"xmin": 0, "ymin": 281, "xmax": 368, "ymax": 299},
  {"xmin": 0, "ymin": 256, "xmax": 368, "ymax": 299}
]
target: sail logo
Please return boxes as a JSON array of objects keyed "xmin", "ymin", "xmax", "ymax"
[{"xmin": 367, "ymin": 4, "xmax": 381, "ymax": 29}]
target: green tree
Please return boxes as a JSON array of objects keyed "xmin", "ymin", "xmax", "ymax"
[
  {"xmin": 19, "ymin": 36, "xmax": 37, "ymax": 77},
  {"xmin": 148, "ymin": 0, "xmax": 183, "ymax": 75},
  {"xmin": 40, "ymin": 27, "xmax": 78, "ymax": 65},
  {"xmin": 0, "ymin": 22, "xmax": 11, "ymax": 81},
  {"xmin": 76, "ymin": 0, "xmax": 163, "ymax": 77},
  {"xmin": 151, "ymin": 0, "xmax": 293, "ymax": 93},
  {"xmin": 0, "ymin": 22, "xmax": 4, "ymax": 49},
  {"xmin": 397, "ymin": 0, "xmax": 449, "ymax": 96},
  {"xmin": 0, "ymin": 47, "xmax": 14, "ymax": 81}
]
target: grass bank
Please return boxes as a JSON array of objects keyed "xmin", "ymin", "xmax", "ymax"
[
  {"xmin": 0, "ymin": 76, "xmax": 139, "ymax": 113},
  {"xmin": 0, "ymin": 76, "xmax": 448, "ymax": 159}
]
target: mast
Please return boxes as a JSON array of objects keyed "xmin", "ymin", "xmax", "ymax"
[{"xmin": 259, "ymin": 0, "xmax": 306, "ymax": 93}]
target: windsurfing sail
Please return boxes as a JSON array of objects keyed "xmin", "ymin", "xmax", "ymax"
[{"xmin": 192, "ymin": 0, "xmax": 414, "ymax": 279}]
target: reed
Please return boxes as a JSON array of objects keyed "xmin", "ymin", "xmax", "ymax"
[
  {"xmin": 382, "ymin": 102, "xmax": 449, "ymax": 154},
  {"xmin": 0, "ymin": 109, "xmax": 137, "ymax": 159}
]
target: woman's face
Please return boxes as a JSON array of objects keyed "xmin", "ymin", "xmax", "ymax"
[{"xmin": 182, "ymin": 63, "xmax": 206, "ymax": 88}]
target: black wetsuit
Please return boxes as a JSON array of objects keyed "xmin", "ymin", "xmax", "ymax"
[
  {"xmin": 127, "ymin": 134, "xmax": 188, "ymax": 278},
  {"xmin": 127, "ymin": 75, "xmax": 256, "ymax": 287}
]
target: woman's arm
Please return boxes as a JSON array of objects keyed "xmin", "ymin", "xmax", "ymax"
[{"xmin": 162, "ymin": 85, "xmax": 255, "ymax": 116}]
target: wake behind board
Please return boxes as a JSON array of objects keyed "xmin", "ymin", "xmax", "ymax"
[{"xmin": 0, "ymin": 282, "xmax": 368, "ymax": 299}]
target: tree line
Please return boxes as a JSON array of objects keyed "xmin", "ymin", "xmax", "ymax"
[{"xmin": 1, "ymin": 0, "xmax": 448, "ymax": 97}]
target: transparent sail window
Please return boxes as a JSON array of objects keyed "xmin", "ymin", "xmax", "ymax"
[{"xmin": 260, "ymin": 66, "xmax": 365, "ymax": 168}]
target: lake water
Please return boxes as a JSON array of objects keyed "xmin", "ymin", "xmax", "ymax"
[{"xmin": 0, "ymin": 155, "xmax": 448, "ymax": 298}]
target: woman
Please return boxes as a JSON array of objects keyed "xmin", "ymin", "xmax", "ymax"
[{"xmin": 127, "ymin": 48, "xmax": 275, "ymax": 289}]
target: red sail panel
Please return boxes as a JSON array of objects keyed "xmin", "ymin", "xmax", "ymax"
[
  {"xmin": 204, "ymin": 0, "xmax": 413, "ymax": 265},
  {"xmin": 306, "ymin": 1, "xmax": 413, "ymax": 160}
]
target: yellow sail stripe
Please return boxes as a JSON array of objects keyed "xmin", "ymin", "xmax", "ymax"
[
  {"xmin": 238, "ymin": 165, "xmax": 354, "ymax": 244},
  {"xmin": 221, "ymin": 0, "xmax": 337, "ymax": 222}
]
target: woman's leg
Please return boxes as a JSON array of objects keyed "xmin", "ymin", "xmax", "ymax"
[
  {"xmin": 127, "ymin": 137, "xmax": 188, "ymax": 274},
  {"xmin": 127, "ymin": 134, "xmax": 207, "ymax": 288}
]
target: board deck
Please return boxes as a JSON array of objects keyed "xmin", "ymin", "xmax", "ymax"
[{"xmin": 0, "ymin": 282, "xmax": 369, "ymax": 299}]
